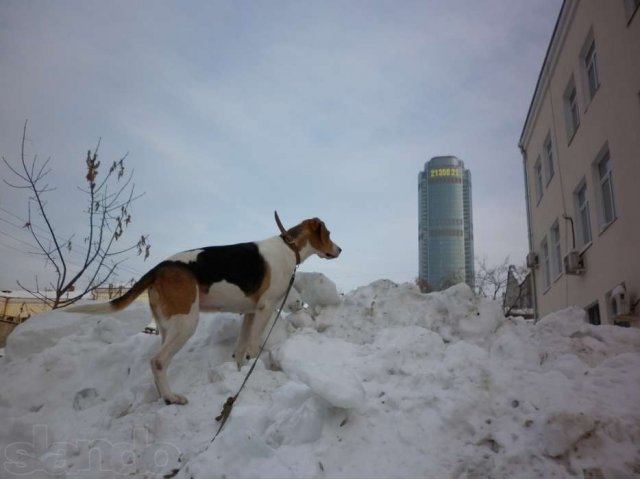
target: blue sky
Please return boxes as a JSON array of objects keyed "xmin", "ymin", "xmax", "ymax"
[{"xmin": 0, "ymin": 0, "xmax": 562, "ymax": 292}]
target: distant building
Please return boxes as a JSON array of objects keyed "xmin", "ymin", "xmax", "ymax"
[
  {"xmin": 518, "ymin": 0, "xmax": 640, "ymax": 325},
  {"xmin": 418, "ymin": 156, "xmax": 475, "ymax": 290},
  {"xmin": 0, "ymin": 291, "xmax": 52, "ymax": 347},
  {"xmin": 92, "ymin": 283, "xmax": 146, "ymax": 301},
  {"xmin": 503, "ymin": 266, "xmax": 534, "ymax": 319}
]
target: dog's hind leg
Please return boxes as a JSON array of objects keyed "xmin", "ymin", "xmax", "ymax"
[
  {"xmin": 151, "ymin": 309, "xmax": 198, "ymax": 404},
  {"xmin": 148, "ymin": 266, "xmax": 200, "ymax": 405}
]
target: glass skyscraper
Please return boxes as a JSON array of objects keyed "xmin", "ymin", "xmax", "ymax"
[{"xmin": 418, "ymin": 156, "xmax": 474, "ymax": 291}]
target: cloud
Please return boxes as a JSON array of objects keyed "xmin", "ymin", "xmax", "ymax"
[{"xmin": 0, "ymin": 0, "xmax": 561, "ymax": 292}]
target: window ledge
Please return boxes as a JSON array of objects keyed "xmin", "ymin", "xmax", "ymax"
[
  {"xmin": 578, "ymin": 241, "xmax": 593, "ymax": 256},
  {"xmin": 627, "ymin": 4, "xmax": 639, "ymax": 26},
  {"xmin": 598, "ymin": 216, "xmax": 618, "ymax": 236},
  {"xmin": 567, "ymin": 123, "xmax": 580, "ymax": 147},
  {"xmin": 583, "ymin": 86, "xmax": 601, "ymax": 114},
  {"xmin": 546, "ymin": 175, "xmax": 554, "ymax": 188}
]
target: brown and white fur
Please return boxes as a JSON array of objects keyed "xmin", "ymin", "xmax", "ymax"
[{"xmin": 67, "ymin": 217, "xmax": 341, "ymax": 405}]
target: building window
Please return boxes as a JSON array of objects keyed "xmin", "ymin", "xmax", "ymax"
[
  {"xmin": 596, "ymin": 149, "xmax": 617, "ymax": 227},
  {"xmin": 543, "ymin": 134, "xmax": 555, "ymax": 185},
  {"xmin": 574, "ymin": 181, "xmax": 592, "ymax": 248},
  {"xmin": 534, "ymin": 157, "xmax": 543, "ymax": 204},
  {"xmin": 586, "ymin": 302, "xmax": 601, "ymax": 325},
  {"xmin": 550, "ymin": 221, "xmax": 563, "ymax": 279},
  {"xmin": 583, "ymin": 40, "xmax": 599, "ymax": 100},
  {"xmin": 541, "ymin": 237, "xmax": 551, "ymax": 290},
  {"xmin": 564, "ymin": 78, "xmax": 580, "ymax": 141}
]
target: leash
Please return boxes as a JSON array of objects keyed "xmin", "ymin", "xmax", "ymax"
[
  {"xmin": 210, "ymin": 266, "xmax": 297, "ymax": 444},
  {"xmin": 209, "ymin": 211, "xmax": 300, "ymax": 445},
  {"xmin": 165, "ymin": 267, "xmax": 297, "ymax": 478}
]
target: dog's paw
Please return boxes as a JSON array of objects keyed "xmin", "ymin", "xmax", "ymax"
[
  {"xmin": 233, "ymin": 346, "xmax": 246, "ymax": 363},
  {"xmin": 163, "ymin": 393, "xmax": 189, "ymax": 405},
  {"xmin": 233, "ymin": 350, "xmax": 247, "ymax": 370},
  {"xmin": 245, "ymin": 343, "xmax": 261, "ymax": 360}
]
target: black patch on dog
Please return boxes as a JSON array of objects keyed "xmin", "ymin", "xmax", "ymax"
[{"xmin": 180, "ymin": 242, "xmax": 267, "ymax": 295}]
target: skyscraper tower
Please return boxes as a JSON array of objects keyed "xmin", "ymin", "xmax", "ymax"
[{"xmin": 418, "ymin": 156, "xmax": 474, "ymax": 291}]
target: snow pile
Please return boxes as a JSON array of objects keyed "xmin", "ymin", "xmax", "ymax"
[
  {"xmin": 284, "ymin": 272, "xmax": 340, "ymax": 314},
  {"xmin": 293, "ymin": 272, "xmax": 341, "ymax": 312},
  {"xmin": 1, "ymin": 277, "xmax": 640, "ymax": 478}
]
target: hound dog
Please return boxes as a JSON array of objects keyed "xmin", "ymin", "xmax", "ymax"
[{"xmin": 67, "ymin": 215, "xmax": 341, "ymax": 405}]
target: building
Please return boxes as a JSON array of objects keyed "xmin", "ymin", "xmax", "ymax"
[
  {"xmin": 0, "ymin": 291, "xmax": 54, "ymax": 347},
  {"xmin": 0, "ymin": 284, "xmax": 150, "ymax": 347},
  {"xmin": 418, "ymin": 156, "xmax": 475, "ymax": 291},
  {"xmin": 503, "ymin": 267, "xmax": 534, "ymax": 319},
  {"xmin": 92, "ymin": 283, "xmax": 147, "ymax": 302},
  {"xmin": 518, "ymin": 0, "xmax": 640, "ymax": 325}
]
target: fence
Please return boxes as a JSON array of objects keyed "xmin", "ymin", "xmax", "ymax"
[
  {"xmin": 0, "ymin": 294, "xmax": 52, "ymax": 347},
  {"xmin": 0, "ymin": 287, "xmax": 147, "ymax": 347}
]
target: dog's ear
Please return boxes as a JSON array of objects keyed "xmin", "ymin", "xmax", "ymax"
[
  {"xmin": 311, "ymin": 218, "xmax": 332, "ymax": 243},
  {"xmin": 308, "ymin": 218, "xmax": 322, "ymax": 232}
]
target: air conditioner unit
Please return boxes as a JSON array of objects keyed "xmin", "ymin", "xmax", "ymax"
[
  {"xmin": 563, "ymin": 250, "xmax": 585, "ymax": 275},
  {"xmin": 611, "ymin": 284, "xmax": 631, "ymax": 316},
  {"xmin": 526, "ymin": 252, "xmax": 539, "ymax": 268}
]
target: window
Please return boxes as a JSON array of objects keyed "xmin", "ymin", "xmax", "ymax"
[
  {"xmin": 543, "ymin": 134, "xmax": 555, "ymax": 185},
  {"xmin": 541, "ymin": 237, "xmax": 551, "ymax": 290},
  {"xmin": 574, "ymin": 181, "xmax": 592, "ymax": 248},
  {"xmin": 597, "ymin": 149, "xmax": 616, "ymax": 227},
  {"xmin": 586, "ymin": 302, "xmax": 601, "ymax": 325},
  {"xmin": 534, "ymin": 157, "xmax": 543, "ymax": 204},
  {"xmin": 583, "ymin": 40, "xmax": 599, "ymax": 100},
  {"xmin": 550, "ymin": 221, "xmax": 563, "ymax": 278},
  {"xmin": 564, "ymin": 78, "xmax": 580, "ymax": 141}
]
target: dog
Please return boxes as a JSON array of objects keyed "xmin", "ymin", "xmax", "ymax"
[{"xmin": 67, "ymin": 215, "xmax": 341, "ymax": 405}]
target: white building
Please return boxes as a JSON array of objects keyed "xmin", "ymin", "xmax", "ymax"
[{"xmin": 518, "ymin": 0, "xmax": 640, "ymax": 325}]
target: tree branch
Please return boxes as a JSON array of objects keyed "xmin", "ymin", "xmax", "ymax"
[{"xmin": 2, "ymin": 122, "xmax": 151, "ymax": 308}]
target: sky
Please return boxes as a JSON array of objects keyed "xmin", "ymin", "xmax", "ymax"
[{"xmin": 0, "ymin": 0, "xmax": 562, "ymax": 293}]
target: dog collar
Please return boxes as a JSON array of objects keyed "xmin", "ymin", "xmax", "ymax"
[{"xmin": 274, "ymin": 211, "xmax": 301, "ymax": 265}]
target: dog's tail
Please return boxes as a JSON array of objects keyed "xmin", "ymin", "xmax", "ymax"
[{"xmin": 65, "ymin": 266, "xmax": 159, "ymax": 314}]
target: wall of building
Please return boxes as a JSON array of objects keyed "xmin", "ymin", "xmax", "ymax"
[{"xmin": 521, "ymin": 0, "xmax": 640, "ymax": 324}]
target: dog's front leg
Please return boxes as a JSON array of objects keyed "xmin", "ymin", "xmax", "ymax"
[
  {"xmin": 245, "ymin": 304, "xmax": 276, "ymax": 360},
  {"xmin": 233, "ymin": 313, "xmax": 254, "ymax": 368}
]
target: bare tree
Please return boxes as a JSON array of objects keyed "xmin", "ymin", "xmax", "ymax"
[
  {"xmin": 437, "ymin": 271, "xmax": 465, "ymax": 291},
  {"xmin": 475, "ymin": 256, "xmax": 528, "ymax": 303},
  {"xmin": 475, "ymin": 256, "xmax": 510, "ymax": 301},
  {"xmin": 415, "ymin": 277, "xmax": 432, "ymax": 293},
  {"xmin": 415, "ymin": 271, "xmax": 465, "ymax": 293},
  {"xmin": 2, "ymin": 121, "xmax": 150, "ymax": 308}
]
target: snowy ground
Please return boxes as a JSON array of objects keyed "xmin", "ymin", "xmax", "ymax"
[{"xmin": 1, "ymin": 276, "xmax": 640, "ymax": 478}]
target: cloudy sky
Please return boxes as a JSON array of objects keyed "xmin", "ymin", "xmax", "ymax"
[{"xmin": 0, "ymin": 0, "xmax": 561, "ymax": 293}]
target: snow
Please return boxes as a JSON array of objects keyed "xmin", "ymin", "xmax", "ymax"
[
  {"xmin": 1, "ymin": 276, "xmax": 640, "ymax": 478},
  {"xmin": 293, "ymin": 272, "xmax": 341, "ymax": 314}
]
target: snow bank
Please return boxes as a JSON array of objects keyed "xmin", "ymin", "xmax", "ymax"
[
  {"xmin": 1, "ymin": 278, "xmax": 640, "ymax": 478},
  {"xmin": 293, "ymin": 272, "xmax": 341, "ymax": 313}
]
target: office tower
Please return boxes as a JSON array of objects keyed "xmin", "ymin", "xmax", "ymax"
[{"xmin": 418, "ymin": 156, "xmax": 474, "ymax": 291}]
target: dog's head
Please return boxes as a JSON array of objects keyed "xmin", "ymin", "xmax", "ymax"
[{"xmin": 294, "ymin": 218, "xmax": 342, "ymax": 260}]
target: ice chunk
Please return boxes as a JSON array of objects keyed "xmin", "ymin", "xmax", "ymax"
[
  {"xmin": 294, "ymin": 272, "xmax": 341, "ymax": 311},
  {"xmin": 264, "ymin": 382, "xmax": 328, "ymax": 446},
  {"xmin": 275, "ymin": 332, "xmax": 364, "ymax": 409}
]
